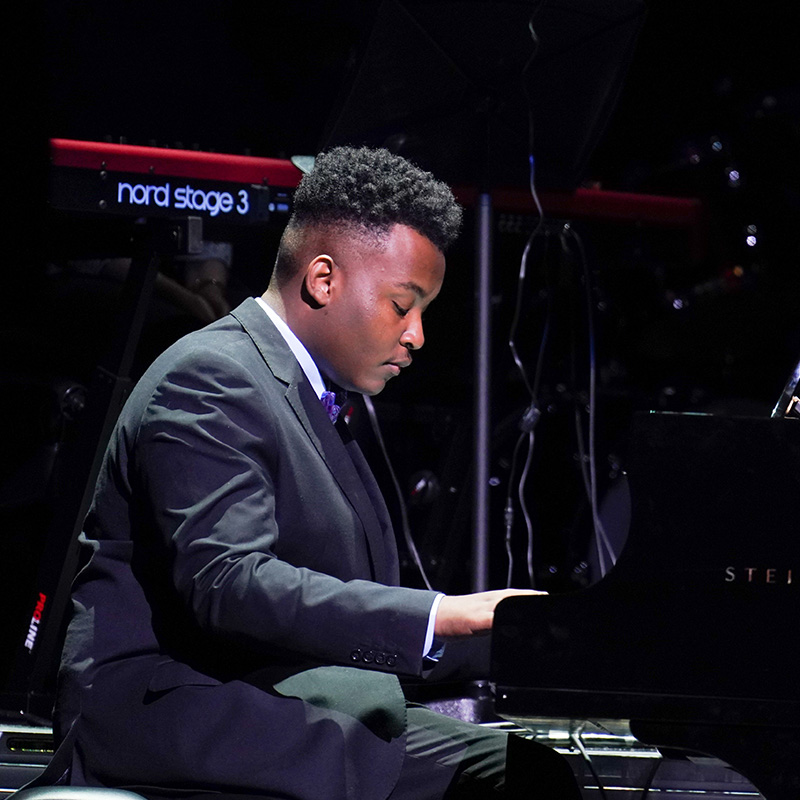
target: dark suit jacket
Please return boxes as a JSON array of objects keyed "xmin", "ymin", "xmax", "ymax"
[{"xmin": 55, "ymin": 298, "xmax": 440, "ymax": 800}]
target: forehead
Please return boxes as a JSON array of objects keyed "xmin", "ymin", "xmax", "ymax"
[{"xmin": 340, "ymin": 224, "xmax": 445, "ymax": 299}]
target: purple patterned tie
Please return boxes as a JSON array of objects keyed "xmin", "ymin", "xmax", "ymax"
[{"xmin": 320, "ymin": 391, "xmax": 341, "ymax": 424}]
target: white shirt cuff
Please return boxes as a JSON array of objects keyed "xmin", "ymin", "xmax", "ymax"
[{"xmin": 423, "ymin": 593, "xmax": 445, "ymax": 659}]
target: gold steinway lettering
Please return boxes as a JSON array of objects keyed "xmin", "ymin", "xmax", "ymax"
[{"xmin": 725, "ymin": 566, "xmax": 796, "ymax": 584}]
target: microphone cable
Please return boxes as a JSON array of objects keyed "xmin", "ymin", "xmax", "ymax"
[
  {"xmin": 363, "ymin": 395, "xmax": 435, "ymax": 591},
  {"xmin": 502, "ymin": 1, "xmax": 549, "ymax": 589},
  {"xmin": 559, "ymin": 225, "xmax": 618, "ymax": 576}
]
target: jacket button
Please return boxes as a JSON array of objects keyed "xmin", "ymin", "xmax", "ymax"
[
  {"xmin": 350, "ymin": 649, "xmax": 362, "ymax": 662},
  {"xmin": 374, "ymin": 652, "xmax": 386, "ymax": 665},
  {"xmin": 386, "ymin": 654, "xmax": 397, "ymax": 667},
  {"xmin": 362, "ymin": 650, "xmax": 375, "ymax": 663}
]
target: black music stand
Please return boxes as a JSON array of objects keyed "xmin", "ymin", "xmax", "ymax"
[
  {"xmin": 322, "ymin": 0, "xmax": 645, "ymax": 189},
  {"xmin": 321, "ymin": 0, "xmax": 645, "ymax": 590}
]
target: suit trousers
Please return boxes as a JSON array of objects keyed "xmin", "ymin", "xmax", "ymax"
[{"xmin": 388, "ymin": 706, "xmax": 582, "ymax": 799}]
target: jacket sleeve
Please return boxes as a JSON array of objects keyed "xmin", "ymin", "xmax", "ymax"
[{"xmin": 131, "ymin": 345, "xmax": 438, "ymax": 676}]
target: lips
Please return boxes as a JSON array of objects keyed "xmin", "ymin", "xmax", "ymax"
[{"xmin": 382, "ymin": 357, "xmax": 411, "ymax": 379}]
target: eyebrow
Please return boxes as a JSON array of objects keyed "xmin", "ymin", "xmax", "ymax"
[{"xmin": 394, "ymin": 281, "xmax": 427, "ymax": 298}]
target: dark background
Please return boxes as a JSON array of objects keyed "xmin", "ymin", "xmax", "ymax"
[{"xmin": 3, "ymin": 1, "xmax": 799, "ymax": 683}]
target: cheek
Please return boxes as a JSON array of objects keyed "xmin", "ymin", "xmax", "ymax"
[{"xmin": 343, "ymin": 298, "xmax": 387, "ymax": 338}]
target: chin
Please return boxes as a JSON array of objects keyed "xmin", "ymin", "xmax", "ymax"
[
  {"xmin": 341, "ymin": 370, "xmax": 394, "ymax": 397},
  {"xmin": 356, "ymin": 376, "xmax": 392, "ymax": 396},
  {"xmin": 358, "ymin": 383, "xmax": 386, "ymax": 397}
]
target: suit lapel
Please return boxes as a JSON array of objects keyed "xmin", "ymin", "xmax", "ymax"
[
  {"xmin": 337, "ymin": 418, "xmax": 398, "ymax": 585},
  {"xmin": 231, "ymin": 299, "xmax": 396, "ymax": 583}
]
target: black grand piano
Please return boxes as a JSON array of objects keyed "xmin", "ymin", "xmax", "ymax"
[{"xmin": 491, "ymin": 411, "xmax": 800, "ymax": 799}]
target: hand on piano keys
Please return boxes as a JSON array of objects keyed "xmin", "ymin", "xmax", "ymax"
[{"xmin": 435, "ymin": 589, "xmax": 546, "ymax": 639}]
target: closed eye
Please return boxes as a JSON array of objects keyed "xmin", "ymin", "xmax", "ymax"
[{"xmin": 393, "ymin": 301, "xmax": 410, "ymax": 317}]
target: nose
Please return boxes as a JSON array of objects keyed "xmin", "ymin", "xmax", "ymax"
[{"xmin": 400, "ymin": 312, "xmax": 425, "ymax": 351}]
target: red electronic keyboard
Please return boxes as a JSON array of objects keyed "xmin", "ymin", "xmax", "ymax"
[{"xmin": 49, "ymin": 138, "xmax": 303, "ymax": 225}]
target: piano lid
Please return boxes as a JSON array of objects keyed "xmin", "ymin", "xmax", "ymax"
[{"xmin": 491, "ymin": 411, "xmax": 800, "ymax": 727}]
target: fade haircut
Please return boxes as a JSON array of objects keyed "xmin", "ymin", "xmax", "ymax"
[{"xmin": 273, "ymin": 146, "xmax": 462, "ymax": 282}]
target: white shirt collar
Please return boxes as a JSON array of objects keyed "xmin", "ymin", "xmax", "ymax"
[{"xmin": 255, "ymin": 296, "xmax": 327, "ymax": 399}]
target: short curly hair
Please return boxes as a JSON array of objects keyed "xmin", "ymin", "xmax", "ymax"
[{"xmin": 288, "ymin": 146, "xmax": 462, "ymax": 253}]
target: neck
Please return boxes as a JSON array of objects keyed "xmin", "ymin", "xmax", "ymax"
[
  {"xmin": 260, "ymin": 286, "xmax": 286, "ymax": 319},
  {"xmin": 262, "ymin": 282, "xmax": 320, "ymax": 352}
]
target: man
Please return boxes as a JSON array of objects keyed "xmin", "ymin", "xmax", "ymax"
[{"xmin": 53, "ymin": 147, "xmax": 580, "ymax": 799}]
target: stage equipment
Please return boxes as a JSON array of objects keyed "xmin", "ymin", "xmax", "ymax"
[
  {"xmin": 49, "ymin": 138, "xmax": 299, "ymax": 225},
  {"xmin": 321, "ymin": 0, "xmax": 646, "ymax": 591},
  {"xmin": 492, "ymin": 411, "xmax": 800, "ymax": 800}
]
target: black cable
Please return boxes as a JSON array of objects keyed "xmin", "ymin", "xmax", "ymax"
[
  {"xmin": 363, "ymin": 395, "xmax": 434, "ymax": 591},
  {"xmin": 507, "ymin": 167, "xmax": 546, "ymax": 402},
  {"xmin": 504, "ymin": 0, "xmax": 571, "ymax": 590},
  {"xmin": 639, "ymin": 756, "xmax": 663, "ymax": 799},
  {"xmin": 503, "ymin": 433, "xmax": 526, "ymax": 587},
  {"xmin": 561, "ymin": 225, "xmax": 617, "ymax": 575},
  {"xmin": 570, "ymin": 731, "xmax": 608, "ymax": 800},
  {"xmin": 504, "ymin": 228, "xmax": 556, "ymax": 588},
  {"xmin": 507, "ymin": 0, "xmax": 549, "ymax": 404}
]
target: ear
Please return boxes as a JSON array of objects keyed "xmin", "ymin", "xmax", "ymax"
[{"xmin": 303, "ymin": 255, "xmax": 335, "ymax": 307}]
